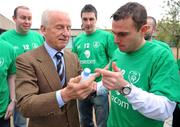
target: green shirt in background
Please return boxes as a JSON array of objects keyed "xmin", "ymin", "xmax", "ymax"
[
  {"xmin": 0, "ymin": 39, "xmax": 16, "ymax": 118},
  {"xmin": 0, "ymin": 29, "xmax": 44, "ymax": 56},
  {"xmin": 107, "ymin": 41, "xmax": 180, "ymax": 127},
  {"xmin": 152, "ymin": 39, "xmax": 170, "ymax": 49},
  {"xmin": 72, "ymin": 29, "xmax": 117, "ymax": 81},
  {"xmin": 177, "ymin": 59, "xmax": 180, "ymax": 70},
  {"xmin": 177, "ymin": 58, "xmax": 180, "ymax": 109}
]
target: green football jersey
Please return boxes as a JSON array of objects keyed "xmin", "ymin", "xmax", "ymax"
[
  {"xmin": 72, "ymin": 29, "xmax": 117, "ymax": 81},
  {"xmin": 0, "ymin": 29, "xmax": 44, "ymax": 56},
  {"xmin": 107, "ymin": 41, "xmax": 180, "ymax": 127},
  {"xmin": 0, "ymin": 39, "xmax": 16, "ymax": 118}
]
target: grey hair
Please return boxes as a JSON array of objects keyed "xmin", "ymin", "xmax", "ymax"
[{"xmin": 41, "ymin": 9, "xmax": 50, "ymax": 26}]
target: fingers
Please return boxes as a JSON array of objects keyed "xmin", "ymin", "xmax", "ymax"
[
  {"xmin": 64, "ymin": 75, "xmax": 95, "ymax": 102},
  {"xmin": 90, "ymin": 72, "xmax": 100, "ymax": 79},
  {"xmin": 4, "ymin": 110, "xmax": 12, "ymax": 120},
  {"xmin": 78, "ymin": 88, "xmax": 93, "ymax": 100},
  {"xmin": 92, "ymin": 82, "xmax": 97, "ymax": 91},
  {"xmin": 112, "ymin": 62, "xmax": 120, "ymax": 72},
  {"xmin": 95, "ymin": 63, "xmax": 109, "ymax": 75},
  {"xmin": 102, "ymin": 77, "xmax": 117, "ymax": 90},
  {"xmin": 103, "ymin": 64, "xmax": 109, "ymax": 70},
  {"xmin": 4, "ymin": 102, "xmax": 15, "ymax": 120},
  {"xmin": 95, "ymin": 68, "xmax": 114, "ymax": 77},
  {"xmin": 69, "ymin": 75, "xmax": 82, "ymax": 83},
  {"xmin": 70, "ymin": 74, "xmax": 96, "ymax": 85}
]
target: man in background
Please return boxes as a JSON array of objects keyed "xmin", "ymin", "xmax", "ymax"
[
  {"xmin": 144, "ymin": 16, "xmax": 157, "ymax": 41},
  {"xmin": 0, "ymin": 39, "xmax": 16, "ymax": 127},
  {"xmin": 0, "ymin": 6, "xmax": 44, "ymax": 127},
  {"xmin": 144, "ymin": 16, "xmax": 171, "ymax": 50},
  {"xmin": 72, "ymin": 4, "xmax": 117, "ymax": 127}
]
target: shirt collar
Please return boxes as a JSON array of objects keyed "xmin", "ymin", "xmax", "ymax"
[{"xmin": 44, "ymin": 42, "xmax": 64, "ymax": 59}]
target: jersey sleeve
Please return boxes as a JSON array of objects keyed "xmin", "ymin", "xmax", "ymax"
[
  {"xmin": 8, "ymin": 45, "xmax": 16, "ymax": 75},
  {"xmin": 149, "ymin": 48, "xmax": 180, "ymax": 102},
  {"xmin": 106, "ymin": 32, "xmax": 118, "ymax": 59}
]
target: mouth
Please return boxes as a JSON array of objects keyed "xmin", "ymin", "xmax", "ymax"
[
  {"xmin": 23, "ymin": 26, "xmax": 30, "ymax": 29},
  {"xmin": 84, "ymin": 26, "xmax": 91, "ymax": 29},
  {"xmin": 58, "ymin": 38, "xmax": 68, "ymax": 42},
  {"xmin": 118, "ymin": 44, "xmax": 125, "ymax": 48}
]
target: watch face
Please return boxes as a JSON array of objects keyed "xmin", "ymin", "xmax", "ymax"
[{"xmin": 123, "ymin": 87, "xmax": 131, "ymax": 95}]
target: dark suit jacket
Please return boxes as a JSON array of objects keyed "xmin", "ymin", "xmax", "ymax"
[{"xmin": 15, "ymin": 45, "xmax": 81, "ymax": 127}]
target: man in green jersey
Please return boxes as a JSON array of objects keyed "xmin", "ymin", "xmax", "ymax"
[
  {"xmin": 0, "ymin": 6, "xmax": 44, "ymax": 127},
  {"xmin": 96, "ymin": 2, "xmax": 180, "ymax": 127},
  {"xmin": 0, "ymin": 39, "xmax": 16, "ymax": 127},
  {"xmin": 144, "ymin": 16, "xmax": 157, "ymax": 41},
  {"xmin": 172, "ymin": 58, "xmax": 180, "ymax": 127},
  {"xmin": 145, "ymin": 16, "xmax": 180, "ymax": 127},
  {"xmin": 72, "ymin": 4, "xmax": 117, "ymax": 127},
  {"xmin": 144, "ymin": 16, "xmax": 171, "ymax": 50},
  {"xmin": 0, "ymin": 6, "xmax": 44, "ymax": 56}
]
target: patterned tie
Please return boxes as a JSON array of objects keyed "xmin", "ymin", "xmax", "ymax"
[{"xmin": 55, "ymin": 52, "xmax": 65, "ymax": 86}]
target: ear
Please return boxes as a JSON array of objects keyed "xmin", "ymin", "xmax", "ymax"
[
  {"xmin": 140, "ymin": 24, "xmax": 149, "ymax": 33},
  {"xmin": 12, "ymin": 16, "xmax": 16, "ymax": 22},
  {"xmin": 40, "ymin": 25, "xmax": 46, "ymax": 36},
  {"xmin": 153, "ymin": 27, "xmax": 156, "ymax": 33}
]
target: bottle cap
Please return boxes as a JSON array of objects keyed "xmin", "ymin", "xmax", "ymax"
[{"xmin": 83, "ymin": 68, "xmax": 91, "ymax": 77}]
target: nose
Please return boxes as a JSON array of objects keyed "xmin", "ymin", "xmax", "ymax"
[
  {"xmin": 24, "ymin": 18, "xmax": 31, "ymax": 24},
  {"xmin": 85, "ymin": 20, "xmax": 91, "ymax": 25},
  {"xmin": 62, "ymin": 28, "xmax": 71, "ymax": 37},
  {"xmin": 114, "ymin": 35, "xmax": 121, "ymax": 44}
]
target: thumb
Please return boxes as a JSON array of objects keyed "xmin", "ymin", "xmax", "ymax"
[
  {"xmin": 112, "ymin": 62, "xmax": 120, "ymax": 72},
  {"xmin": 88, "ymin": 75, "xmax": 96, "ymax": 83},
  {"xmin": 103, "ymin": 64, "xmax": 109, "ymax": 70},
  {"xmin": 70, "ymin": 75, "xmax": 82, "ymax": 83},
  {"xmin": 4, "ymin": 109, "xmax": 10, "ymax": 120},
  {"xmin": 91, "ymin": 72, "xmax": 100, "ymax": 78}
]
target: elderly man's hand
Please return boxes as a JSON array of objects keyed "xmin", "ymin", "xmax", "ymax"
[{"xmin": 61, "ymin": 73, "xmax": 99, "ymax": 103}]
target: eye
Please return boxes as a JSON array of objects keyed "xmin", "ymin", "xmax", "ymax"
[
  {"xmin": 89, "ymin": 18, "xmax": 94, "ymax": 21},
  {"xmin": 20, "ymin": 16, "xmax": 26, "ymax": 20},
  {"xmin": 82, "ymin": 18, "xmax": 88, "ymax": 21},
  {"xmin": 67, "ymin": 26, "xmax": 71, "ymax": 31},
  {"xmin": 56, "ymin": 26, "xmax": 63, "ymax": 30},
  {"xmin": 112, "ymin": 31, "xmax": 130, "ymax": 38},
  {"xmin": 118, "ymin": 32, "xmax": 129, "ymax": 37},
  {"xmin": 27, "ymin": 17, "xmax": 32, "ymax": 21}
]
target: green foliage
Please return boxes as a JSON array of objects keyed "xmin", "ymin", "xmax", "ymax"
[{"xmin": 157, "ymin": 0, "xmax": 180, "ymax": 48}]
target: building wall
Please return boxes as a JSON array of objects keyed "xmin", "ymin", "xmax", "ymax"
[{"xmin": 0, "ymin": 14, "xmax": 15, "ymax": 30}]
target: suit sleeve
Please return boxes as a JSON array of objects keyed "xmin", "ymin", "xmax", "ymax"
[{"xmin": 15, "ymin": 55, "xmax": 61, "ymax": 118}]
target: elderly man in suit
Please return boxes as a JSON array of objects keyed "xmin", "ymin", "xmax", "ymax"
[{"xmin": 15, "ymin": 9, "xmax": 97, "ymax": 127}]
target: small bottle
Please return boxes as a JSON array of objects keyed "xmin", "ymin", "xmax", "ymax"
[
  {"xmin": 81, "ymin": 68, "xmax": 91, "ymax": 81},
  {"xmin": 81, "ymin": 68, "xmax": 96, "ymax": 97}
]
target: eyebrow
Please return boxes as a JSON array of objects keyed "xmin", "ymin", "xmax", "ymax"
[
  {"xmin": 82, "ymin": 17, "xmax": 95, "ymax": 20},
  {"xmin": 112, "ymin": 31, "xmax": 130, "ymax": 37}
]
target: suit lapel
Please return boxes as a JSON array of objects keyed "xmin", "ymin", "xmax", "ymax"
[
  {"xmin": 36, "ymin": 46, "xmax": 62, "ymax": 91},
  {"xmin": 64, "ymin": 49, "xmax": 71, "ymax": 86}
]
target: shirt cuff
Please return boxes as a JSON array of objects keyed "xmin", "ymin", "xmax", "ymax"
[
  {"xmin": 56, "ymin": 90, "xmax": 65, "ymax": 108},
  {"xmin": 125, "ymin": 84, "xmax": 138, "ymax": 99}
]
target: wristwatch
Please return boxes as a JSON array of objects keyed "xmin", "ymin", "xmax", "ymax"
[{"xmin": 120, "ymin": 83, "xmax": 132, "ymax": 96}]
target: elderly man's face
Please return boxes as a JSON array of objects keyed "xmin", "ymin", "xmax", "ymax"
[{"xmin": 42, "ymin": 11, "xmax": 71, "ymax": 51}]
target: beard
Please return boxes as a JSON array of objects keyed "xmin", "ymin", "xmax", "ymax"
[{"xmin": 144, "ymin": 34, "xmax": 152, "ymax": 41}]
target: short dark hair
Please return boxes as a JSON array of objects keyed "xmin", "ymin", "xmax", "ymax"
[
  {"xmin": 13, "ymin": 6, "xmax": 30, "ymax": 18},
  {"xmin": 81, "ymin": 4, "xmax": 97, "ymax": 19},
  {"xmin": 147, "ymin": 16, "xmax": 157, "ymax": 27},
  {"xmin": 111, "ymin": 2, "xmax": 147, "ymax": 31}
]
